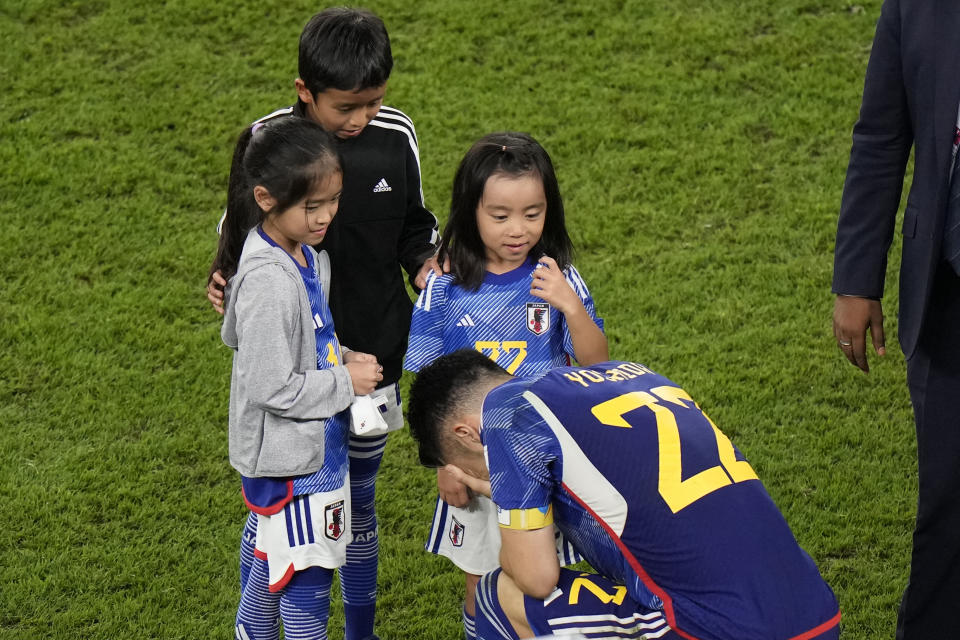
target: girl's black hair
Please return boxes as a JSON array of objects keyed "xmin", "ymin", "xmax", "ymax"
[
  {"xmin": 438, "ymin": 131, "xmax": 573, "ymax": 290},
  {"xmin": 210, "ymin": 117, "xmax": 341, "ymax": 281}
]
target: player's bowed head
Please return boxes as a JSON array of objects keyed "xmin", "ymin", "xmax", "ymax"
[
  {"xmin": 409, "ymin": 349, "xmax": 563, "ymax": 601},
  {"xmin": 407, "ymin": 349, "xmax": 511, "ymax": 495}
]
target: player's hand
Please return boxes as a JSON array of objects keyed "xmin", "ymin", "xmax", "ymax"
[
  {"xmin": 414, "ymin": 253, "xmax": 450, "ymax": 290},
  {"xmin": 343, "ymin": 350, "xmax": 377, "ymax": 364},
  {"xmin": 207, "ymin": 270, "xmax": 227, "ymax": 315},
  {"xmin": 444, "ymin": 464, "xmax": 491, "ymax": 500},
  {"xmin": 833, "ymin": 295, "xmax": 885, "ymax": 373},
  {"xmin": 437, "ymin": 466, "xmax": 471, "ymax": 508},
  {"xmin": 530, "ymin": 256, "xmax": 580, "ymax": 315},
  {"xmin": 345, "ymin": 361, "xmax": 382, "ymax": 396}
]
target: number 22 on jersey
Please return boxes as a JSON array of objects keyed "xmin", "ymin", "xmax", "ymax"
[{"xmin": 591, "ymin": 386, "xmax": 758, "ymax": 513}]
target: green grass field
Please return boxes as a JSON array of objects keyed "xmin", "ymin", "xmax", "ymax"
[{"xmin": 2, "ymin": 1, "xmax": 916, "ymax": 638}]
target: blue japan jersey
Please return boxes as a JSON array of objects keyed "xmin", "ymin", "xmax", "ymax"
[
  {"xmin": 482, "ymin": 362, "xmax": 841, "ymax": 640},
  {"xmin": 404, "ymin": 259, "xmax": 603, "ymax": 375}
]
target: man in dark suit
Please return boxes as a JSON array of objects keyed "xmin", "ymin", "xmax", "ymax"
[{"xmin": 833, "ymin": 1, "xmax": 960, "ymax": 637}]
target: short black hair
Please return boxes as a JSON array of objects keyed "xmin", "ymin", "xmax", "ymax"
[
  {"xmin": 407, "ymin": 350, "xmax": 510, "ymax": 468},
  {"xmin": 298, "ymin": 8, "xmax": 393, "ymax": 95},
  {"xmin": 439, "ymin": 131, "xmax": 574, "ymax": 290}
]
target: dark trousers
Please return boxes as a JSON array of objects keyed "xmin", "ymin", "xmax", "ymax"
[{"xmin": 898, "ymin": 263, "xmax": 960, "ymax": 639}]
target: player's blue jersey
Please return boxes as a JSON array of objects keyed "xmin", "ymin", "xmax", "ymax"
[
  {"xmin": 404, "ymin": 259, "xmax": 603, "ymax": 375},
  {"xmin": 244, "ymin": 230, "xmax": 349, "ymax": 510},
  {"xmin": 482, "ymin": 362, "xmax": 841, "ymax": 640}
]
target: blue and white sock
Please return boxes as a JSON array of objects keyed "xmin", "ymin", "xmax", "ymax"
[
  {"xmin": 236, "ymin": 557, "xmax": 280, "ymax": 640},
  {"xmin": 239, "ymin": 512, "xmax": 258, "ymax": 592},
  {"xmin": 341, "ymin": 433, "xmax": 387, "ymax": 640},
  {"xmin": 280, "ymin": 566, "xmax": 334, "ymax": 640}
]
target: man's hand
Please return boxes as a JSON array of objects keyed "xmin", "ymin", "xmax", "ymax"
[
  {"xmin": 207, "ymin": 270, "xmax": 227, "ymax": 315},
  {"xmin": 437, "ymin": 466, "xmax": 472, "ymax": 508},
  {"xmin": 414, "ymin": 253, "xmax": 450, "ymax": 290},
  {"xmin": 833, "ymin": 295, "xmax": 886, "ymax": 373},
  {"xmin": 443, "ymin": 463, "xmax": 491, "ymax": 499}
]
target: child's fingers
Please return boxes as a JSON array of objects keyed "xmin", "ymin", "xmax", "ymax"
[
  {"xmin": 346, "ymin": 361, "xmax": 383, "ymax": 395},
  {"xmin": 206, "ymin": 290, "xmax": 225, "ymax": 315},
  {"xmin": 537, "ymin": 255, "xmax": 558, "ymax": 270}
]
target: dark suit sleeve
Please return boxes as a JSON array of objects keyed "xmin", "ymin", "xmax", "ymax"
[
  {"xmin": 397, "ymin": 138, "xmax": 440, "ymax": 285},
  {"xmin": 832, "ymin": 0, "xmax": 913, "ymax": 298}
]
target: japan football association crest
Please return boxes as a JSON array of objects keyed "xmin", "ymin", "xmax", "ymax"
[
  {"xmin": 449, "ymin": 516, "xmax": 465, "ymax": 547},
  {"xmin": 325, "ymin": 500, "xmax": 345, "ymax": 541},
  {"xmin": 526, "ymin": 302, "xmax": 550, "ymax": 336}
]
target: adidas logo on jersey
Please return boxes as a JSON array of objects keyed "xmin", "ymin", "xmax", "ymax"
[
  {"xmin": 373, "ymin": 178, "xmax": 392, "ymax": 193},
  {"xmin": 456, "ymin": 314, "xmax": 476, "ymax": 327}
]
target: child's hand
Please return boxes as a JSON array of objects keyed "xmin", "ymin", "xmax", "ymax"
[
  {"xmin": 437, "ymin": 466, "xmax": 471, "ymax": 508},
  {"xmin": 207, "ymin": 270, "xmax": 227, "ymax": 315},
  {"xmin": 345, "ymin": 360, "xmax": 382, "ymax": 395},
  {"xmin": 343, "ymin": 350, "xmax": 377, "ymax": 364},
  {"xmin": 530, "ymin": 256, "xmax": 581, "ymax": 315},
  {"xmin": 414, "ymin": 253, "xmax": 450, "ymax": 289}
]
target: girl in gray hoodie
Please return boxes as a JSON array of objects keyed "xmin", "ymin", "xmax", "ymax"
[{"xmin": 211, "ymin": 117, "xmax": 382, "ymax": 639}]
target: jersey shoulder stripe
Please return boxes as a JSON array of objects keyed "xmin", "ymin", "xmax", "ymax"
[
  {"xmin": 368, "ymin": 105, "xmax": 425, "ymax": 203},
  {"xmin": 375, "ymin": 106, "xmax": 418, "ymax": 141},
  {"xmin": 522, "ymin": 389, "xmax": 628, "ymax": 536},
  {"xmin": 416, "ymin": 271, "xmax": 452, "ymax": 311},
  {"xmin": 564, "ymin": 265, "xmax": 589, "ymax": 300},
  {"xmin": 253, "ymin": 106, "xmax": 294, "ymax": 124}
]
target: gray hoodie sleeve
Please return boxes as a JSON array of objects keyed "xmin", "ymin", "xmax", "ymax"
[{"xmin": 233, "ymin": 263, "xmax": 353, "ymax": 419}]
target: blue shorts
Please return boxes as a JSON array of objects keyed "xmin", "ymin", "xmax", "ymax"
[{"xmin": 476, "ymin": 567, "xmax": 676, "ymax": 639}]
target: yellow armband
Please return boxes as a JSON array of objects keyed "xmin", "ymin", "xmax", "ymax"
[{"xmin": 496, "ymin": 504, "xmax": 554, "ymax": 530}]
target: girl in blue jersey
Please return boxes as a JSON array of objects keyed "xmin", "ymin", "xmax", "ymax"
[
  {"xmin": 404, "ymin": 131, "xmax": 608, "ymax": 639},
  {"xmin": 213, "ymin": 117, "xmax": 382, "ymax": 640}
]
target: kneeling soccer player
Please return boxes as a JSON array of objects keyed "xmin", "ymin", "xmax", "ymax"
[{"xmin": 407, "ymin": 349, "xmax": 841, "ymax": 640}]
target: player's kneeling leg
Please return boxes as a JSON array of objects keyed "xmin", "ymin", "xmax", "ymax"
[
  {"xmin": 476, "ymin": 567, "xmax": 679, "ymax": 639},
  {"xmin": 475, "ymin": 568, "xmax": 528, "ymax": 639}
]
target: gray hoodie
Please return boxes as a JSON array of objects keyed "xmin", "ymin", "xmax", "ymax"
[{"xmin": 221, "ymin": 228, "xmax": 353, "ymax": 477}]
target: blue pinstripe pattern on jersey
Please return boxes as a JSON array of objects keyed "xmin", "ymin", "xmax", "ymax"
[{"xmin": 405, "ymin": 262, "xmax": 602, "ymax": 376}]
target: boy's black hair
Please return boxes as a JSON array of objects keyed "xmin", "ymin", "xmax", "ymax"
[
  {"xmin": 210, "ymin": 117, "xmax": 341, "ymax": 281},
  {"xmin": 438, "ymin": 132, "xmax": 574, "ymax": 290},
  {"xmin": 298, "ymin": 8, "xmax": 393, "ymax": 95},
  {"xmin": 407, "ymin": 349, "xmax": 510, "ymax": 468}
]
